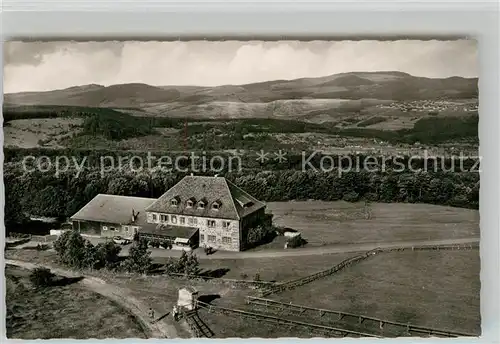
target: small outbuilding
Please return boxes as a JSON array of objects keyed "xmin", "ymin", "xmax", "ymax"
[{"xmin": 177, "ymin": 287, "xmax": 198, "ymax": 311}]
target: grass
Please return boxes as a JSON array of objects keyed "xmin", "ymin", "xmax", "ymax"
[
  {"xmin": 195, "ymin": 252, "xmax": 353, "ymax": 282},
  {"xmin": 6, "ymin": 265, "xmax": 147, "ymax": 339},
  {"xmin": 266, "ymin": 201, "xmax": 479, "ymax": 246},
  {"xmin": 5, "ymin": 243, "xmax": 480, "ymax": 337},
  {"xmin": 270, "ymin": 249, "xmax": 480, "ymax": 335}
]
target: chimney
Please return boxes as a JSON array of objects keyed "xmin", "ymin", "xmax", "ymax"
[
  {"xmin": 131, "ymin": 209, "xmax": 136, "ymax": 222},
  {"xmin": 190, "ymin": 173, "xmax": 194, "ymax": 176}
]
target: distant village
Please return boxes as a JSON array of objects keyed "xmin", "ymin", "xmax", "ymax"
[{"xmin": 376, "ymin": 100, "xmax": 478, "ymax": 113}]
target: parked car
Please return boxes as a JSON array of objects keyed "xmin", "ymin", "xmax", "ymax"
[{"xmin": 113, "ymin": 236, "xmax": 131, "ymax": 245}]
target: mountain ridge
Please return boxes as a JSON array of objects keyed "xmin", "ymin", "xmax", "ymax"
[{"xmin": 4, "ymin": 71, "xmax": 478, "ymax": 120}]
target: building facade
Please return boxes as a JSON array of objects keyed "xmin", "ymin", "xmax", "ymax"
[
  {"xmin": 70, "ymin": 175, "xmax": 266, "ymax": 252},
  {"xmin": 145, "ymin": 175, "xmax": 266, "ymax": 251},
  {"xmin": 71, "ymin": 195, "xmax": 155, "ymax": 240}
]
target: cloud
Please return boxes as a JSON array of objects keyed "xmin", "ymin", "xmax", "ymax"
[{"xmin": 3, "ymin": 40, "xmax": 477, "ymax": 93}]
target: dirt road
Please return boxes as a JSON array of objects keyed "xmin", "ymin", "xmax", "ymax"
[
  {"xmin": 5, "ymin": 259, "xmax": 179, "ymax": 339},
  {"xmin": 146, "ymin": 237, "xmax": 479, "ymax": 260}
]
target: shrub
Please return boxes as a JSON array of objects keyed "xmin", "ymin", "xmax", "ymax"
[
  {"xmin": 60, "ymin": 231, "xmax": 87, "ymax": 268},
  {"xmin": 240, "ymin": 273, "xmax": 248, "ymax": 280},
  {"xmin": 30, "ymin": 267, "xmax": 55, "ymax": 288},
  {"xmin": 254, "ymin": 273, "xmax": 261, "ymax": 282},
  {"xmin": 246, "ymin": 224, "xmax": 277, "ymax": 249},
  {"xmin": 36, "ymin": 243, "xmax": 50, "ymax": 251},
  {"xmin": 343, "ymin": 191, "xmax": 360, "ymax": 202},
  {"xmin": 287, "ymin": 235, "xmax": 307, "ymax": 249},
  {"xmin": 121, "ymin": 239, "xmax": 152, "ymax": 274},
  {"xmin": 95, "ymin": 241, "xmax": 122, "ymax": 270},
  {"xmin": 164, "ymin": 251, "xmax": 200, "ymax": 275}
]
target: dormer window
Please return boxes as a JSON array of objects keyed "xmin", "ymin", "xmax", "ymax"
[
  {"xmin": 198, "ymin": 200, "xmax": 206, "ymax": 209},
  {"xmin": 212, "ymin": 200, "xmax": 222, "ymax": 210},
  {"xmin": 170, "ymin": 196, "xmax": 180, "ymax": 207},
  {"xmin": 186, "ymin": 197, "xmax": 196, "ymax": 208}
]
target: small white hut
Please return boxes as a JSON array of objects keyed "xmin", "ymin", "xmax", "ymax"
[{"xmin": 177, "ymin": 287, "xmax": 198, "ymax": 311}]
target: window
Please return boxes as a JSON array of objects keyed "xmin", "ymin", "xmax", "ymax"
[
  {"xmin": 109, "ymin": 227, "xmax": 117, "ymax": 232},
  {"xmin": 152, "ymin": 214, "xmax": 157, "ymax": 221},
  {"xmin": 124, "ymin": 226, "xmax": 129, "ymax": 233},
  {"xmin": 212, "ymin": 201, "xmax": 221, "ymax": 210},
  {"xmin": 160, "ymin": 214, "xmax": 168, "ymax": 222},
  {"xmin": 222, "ymin": 237, "xmax": 231, "ymax": 244},
  {"xmin": 207, "ymin": 235, "xmax": 216, "ymax": 243},
  {"xmin": 200, "ymin": 234, "xmax": 205, "ymax": 242},
  {"xmin": 171, "ymin": 215, "xmax": 177, "ymax": 224},
  {"xmin": 193, "ymin": 218, "xmax": 198, "ymax": 225},
  {"xmin": 171, "ymin": 198, "xmax": 179, "ymax": 206},
  {"xmin": 103, "ymin": 226, "xmax": 108, "ymax": 231},
  {"xmin": 198, "ymin": 201, "xmax": 206, "ymax": 209},
  {"xmin": 222, "ymin": 221, "xmax": 231, "ymax": 229},
  {"xmin": 186, "ymin": 200, "xmax": 194, "ymax": 208},
  {"xmin": 180, "ymin": 217, "xmax": 185, "ymax": 225},
  {"xmin": 188, "ymin": 217, "xmax": 193, "ymax": 225},
  {"xmin": 207, "ymin": 220, "xmax": 216, "ymax": 228}
]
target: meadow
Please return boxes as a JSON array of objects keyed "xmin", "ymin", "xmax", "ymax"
[{"xmin": 5, "ymin": 264, "xmax": 147, "ymax": 339}]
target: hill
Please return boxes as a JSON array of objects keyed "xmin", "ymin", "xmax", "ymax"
[{"xmin": 4, "ymin": 72, "xmax": 478, "ymax": 124}]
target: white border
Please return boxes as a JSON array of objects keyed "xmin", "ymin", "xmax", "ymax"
[{"xmin": 1, "ymin": 1, "xmax": 499, "ymax": 344}]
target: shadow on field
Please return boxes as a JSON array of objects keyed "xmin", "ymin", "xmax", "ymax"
[
  {"xmin": 198, "ymin": 268, "xmax": 230, "ymax": 279},
  {"xmin": 197, "ymin": 294, "xmax": 221, "ymax": 304},
  {"xmin": 50, "ymin": 276, "xmax": 85, "ymax": 287},
  {"xmin": 148, "ymin": 263, "xmax": 166, "ymax": 274}
]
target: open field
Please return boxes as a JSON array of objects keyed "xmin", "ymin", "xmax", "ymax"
[
  {"xmin": 4, "ymin": 239, "xmax": 480, "ymax": 337},
  {"xmin": 266, "ymin": 201, "xmax": 479, "ymax": 246},
  {"xmin": 5, "ymin": 264, "xmax": 147, "ymax": 339},
  {"xmin": 193, "ymin": 252, "xmax": 353, "ymax": 282},
  {"xmin": 269, "ymin": 249, "xmax": 480, "ymax": 335},
  {"xmin": 3, "ymin": 118, "xmax": 83, "ymax": 148}
]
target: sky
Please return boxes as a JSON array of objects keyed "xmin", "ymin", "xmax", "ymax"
[{"xmin": 3, "ymin": 39, "xmax": 478, "ymax": 93}]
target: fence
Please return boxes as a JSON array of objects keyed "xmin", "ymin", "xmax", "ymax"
[
  {"xmin": 246, "ymin": 296, "xmax": 477, "ymax": 338},
  {"xmin": 260, "ymin": 242, "xmax": 479, "ymax": 297},
  {"xmin": 195, "ymin": 300, "xmax": 382, "ymax": 338},
  {"xmin": 167, "ymin": 272, "xmax": 281, "ymax": 289},
  {"xmin": 180, "ymin": 309, "xmax": 214, "ymax": 338}
]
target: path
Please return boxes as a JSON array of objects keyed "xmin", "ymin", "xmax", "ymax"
[
  {"xmin": 147, "ymin": 237, "xmax": 479, "ymax": 260},
  {"xmin": 16, "ymin": 236, "xmax": 479, "ymax": 260},
  {"xmin": 5, "ymin": 259, "xmax": 179, "ymax": 339}
]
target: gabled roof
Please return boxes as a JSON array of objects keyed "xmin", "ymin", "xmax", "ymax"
[
  {"xmin": 71, "ymin": 194, "xmax": 157, "ymax": 225},
  {"xmin": 145, "ymin": 175, "xmax": 265, "ymax": 220}
]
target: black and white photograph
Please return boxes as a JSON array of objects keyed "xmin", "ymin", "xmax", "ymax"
[{"xmin": 3, "ymin": 39, "xmax": 480, "ymax": 339}]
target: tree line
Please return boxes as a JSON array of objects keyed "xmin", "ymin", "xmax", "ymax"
[{"xmin": 4, "ymin": 164, "xmax": 479, "ymax": 233}]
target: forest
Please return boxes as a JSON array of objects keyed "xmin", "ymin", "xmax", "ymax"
[{"xmin": 4, "ymin": 160, "xmax": 479, "ymax": 234}]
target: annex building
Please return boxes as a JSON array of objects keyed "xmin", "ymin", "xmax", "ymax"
[{"xmin": 70, "ymin": 175, "xmax": 266, "ymax": 251}]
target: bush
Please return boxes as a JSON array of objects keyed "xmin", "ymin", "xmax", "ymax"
[
  {"xmin": 36, "ymin": 243, "xmax": 50, "ymax": 251},
  {"xmin": 54, "ymin": 230, "xmax": 121, "ymax": 270},
  {"xmin": 254, "ymin": 273, "xmax": 261, "ymax": 282},
  {"xmin": 287, "ymin": 235, "xmax": 307, "ymax": 249},
  {"xmin": 164, "ymin": 251, "xmax": 200, "ymax": 275},
  {"xmin": 246, "ymin": 224, "xmax": 277, "ymax": 249},
  {"xmin": 95, "ymin": 241, "xmax": 122, "ymax": 270},
  {"xmin": 30, "ymin": 267, "xmax": 55, "ymax": 288},
  {"xmin": 343, "ymin": 191, "xmax": 360, "ymax": 202},
  {"xmin": 121, "ymin": 239, "xmax": 152, "ymax": 274}
]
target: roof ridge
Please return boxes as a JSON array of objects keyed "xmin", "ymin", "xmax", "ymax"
[
  {"xmin": 223, "ymin": 178, "xmax": 241, "ymax": 220},
  {"xmin": 225, "ymin": 179, "xmax": 265, "ymax": 206}
]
